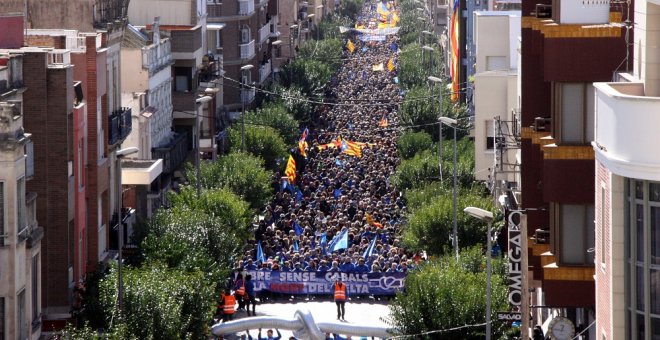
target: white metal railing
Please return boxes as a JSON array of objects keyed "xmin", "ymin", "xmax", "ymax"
[
  {"xmin": 240, "ymin": 40, "xmax": 255, "ymax": 59},
  {"xmin": 48, "ymin": 49, "xmax": 71, "ymax": 66},
  {"xmin": 269, "ymin": 16, "xmax": 280, "ymax": 37},
  {"xmin": 241, "ymin": 87, "xmax": 256, "ymax": 103},
  {"xmin": 65, "ymin": 36, "xmax": 87, "ymax": 52},
  {"xmin": 142, "ymin": 39, "xmax": 172, "ymax": 74},
  {"xmin": 238, "ymin": 0, "xmax": 255, "ymax": 15},
  {"xmin": 259, "ymin": 59, "xmax": 272, "ymax": 83},
  {"xmin": 259, "ymin": 23, "xmax": 270, "ymax": 43}
]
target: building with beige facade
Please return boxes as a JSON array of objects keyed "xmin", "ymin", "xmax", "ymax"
[
  {"xmin": 0, "ymin": 50, "xmax": 43, "ymax": 340},
  {"xmin": 472, "ymin": 11, "xmax": 520, "ymax": 196},
  {"xmin": 593, "ymin": 0, "xmax": 660, "ymax": 338}
]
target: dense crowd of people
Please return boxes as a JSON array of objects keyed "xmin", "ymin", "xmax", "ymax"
[{"xmin": 236, "ymin": 3, "xmax": 424, "ymax": 280}]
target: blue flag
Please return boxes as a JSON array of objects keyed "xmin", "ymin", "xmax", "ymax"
[
  {"xmin": 294, "ymin": 222, "xmax": 303, "ymax": 236},
  {"xmin": 320, "ymin": 233, "xmax": 328, "ymax": 254},
  {"xmin": 295, "ymin": 189, "xmax": 303, "ymax": 202},
  {"xmin": 335, "ymin": 158, "xmax": 343, "ymax": 167},
  {"xmin": 256, "ymin": 241, "xmax": 266, "ymax": 264},
  {"xmin": 311, "ymin": 235, "xmax": 316, "ymax": 249},
  {"xmin": 331, "ymin": 229, "xmax": 349, "ymax": 252},
  {"xmin": 293, "ymin": 240, "xmax": 299, "ymax": 252},
  {"xmin": 333, "ymin": 188, "xmax": 342, "ymax": 199},
  {"xmin": 362, "ymin": 235, "xmax": 377, "ymax": 260}
]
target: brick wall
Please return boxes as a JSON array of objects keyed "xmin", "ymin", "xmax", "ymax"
[
  {"xmin": 23, "ymin": 50, "xmax": 75, "ymax": 310},
  {"xmin": 595, "ymin": 159, "xmax": 612, "ymax": 340},
  {"xmin": 25, "ymin": 35, "xmax": 65, "ymax": 49}
]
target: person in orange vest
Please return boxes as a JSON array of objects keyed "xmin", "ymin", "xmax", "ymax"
[
  {"xmin": 222, "ymin": 288, "xmax": 236, "ymax": 322},
  {"xmin": 214, "ymin": 291, "xmax": 226, "ymax": 321},
  {"xmin": 331, "ymin": 277, "xmax": 349, "ymax": 321},
  {"xmin": 235, "ymin": 273, "xmax": 247, "ymax": 311}
]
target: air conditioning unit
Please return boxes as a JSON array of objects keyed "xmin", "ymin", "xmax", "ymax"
[
  {"xmin": 534, "ymin": 4, "xmax": 552, "ymax": 18},
  {"xmin": 532, "ymin": 117, "xmax": 551, "ymax": 132},
  {"xmin": 534, "ymin": 228, "xmax": 550, "ymax": 244}
]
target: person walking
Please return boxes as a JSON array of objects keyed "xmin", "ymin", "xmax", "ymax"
[
  {"xmin": 258, "ymin": 328, "xmax": 282, "ymax": 340},
  {"xmin": 332, "ymin": 277, "xmax": 349, "ymax": 321},
  {"xmin": 245, "ymin": 274, "xmax": 257, "ymax": 316},
  {"xmin": 222, "ymin": 289, "xmax": 236, "ymax": 322},
  {"xmin": 235, "ymin": 273, "xmax": 246, "ymax": 311}
]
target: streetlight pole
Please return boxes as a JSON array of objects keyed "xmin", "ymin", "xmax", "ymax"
[
  {"xmin": 115, "ymin": 146, "xmax": 139, "ymax": 313},
  {"xmin": 463, "ymin": 206, "xmax": 494, "ymax": 340},
  {"xmin": 439, "ymin": 116, "xmax": 458, "ymax": 260},
  {"xmin": 240, "ymin": 64, "xmax": 254, "ymax": 153},
  {"xmin": 195, "ymin": 96, "xmax": 213, "ymax": 197},
  {"xmin": 428, "ymin": 76, "xmax": 443, "ymax": 183}
]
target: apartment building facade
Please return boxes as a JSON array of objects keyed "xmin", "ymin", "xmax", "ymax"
[
  {"xmin": 593, "ymin": 0, "xmax": 659, "ymax": 338},
  {"xmin": 0, "ymin": 0, "xmax": 132, "ymax": 328},
  {"xmin": 472, "ymin": 11, "xmax": 520, "ymax": 191},
  {"xmin": 0, "ymin": 47, "xmax": 43, "ymax": 340},
  {"xmin": 519, "ymin": 0, "xmax": 631, "ymax": 336}
]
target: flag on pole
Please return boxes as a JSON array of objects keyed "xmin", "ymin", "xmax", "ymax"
[
  {"xmin": 293, "ymin": 240, "xmax": 299, "ymax": 252},
  {"xmin": 341, "ymin": 139, "xmax": 362, "ymax": 157},
  {"xmin": 256, "ymin": 241, "xmax": 266, "ymax": 264},
  {"xmin": 330, "ymin": 228, "xmax": 349, "ymax": 252},
  {"xmin": 285, "ymin": 155, "xmax": 296, "ymax": 184},
  {"xmin": 298, "ymin": 140, "xmax": 308, "ymax": 158},
  {"xmin": 387, "ymin": 58, "xmax": 395, "ymax": 72},
  {"xmin": 450, "ymin": 0, "xmax": 461, "ymax": 102},
  {"xmin": 365, "ymin": 213, "xmax": 383, "ymax": 228},
  {"xmin": 294, "ymin": 222, "xmax": 303, "ymax": 236},
  {"xmin": 299, "ymin": 127, "xmax": 309, "ymax": 142},
  {"xmin": 347, "ymin": 39, "xmax": 355, "ymax": 53},
  {"xmin": 295, "ymin": 188, "xmax": 303, "ymax": 202},
  {"xmin": 320, "ymin": 233, "xmax": 328, "ymax": 254},
  {"xmin": 378, "ymin": 115, "xmax": 389, "ymax": 127},
  {"xmin": 335, "ymin": 158, "xmax": 343, "ymax": 167},
  {"xmin": 362, "ymin": 235, "xmax": 377, "ymax": 260}
]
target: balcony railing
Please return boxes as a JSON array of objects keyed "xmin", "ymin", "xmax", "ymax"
[
  {"xmin": 259, "ymin": 23, "xmax": 270, "ymax": 43},
  {"xmin": 108, "ymin": 107, "xmax": 132, "ymax": 145},
  {"xmin": 142, "ymin": 39, "xmax": 172, "ymax": 75},
  {"xmin": 240, "ymin": 40, "xmax": 255, "ymax": 59},
  {"xmin": 241, "ymin": 88, "xmax": 256, "ymax": 104},
  {"xmin": 152, "ymin": 132, "xmax": 188, "ymax": 174},
  {"xmin": 207, "ymin": 3, "xmax": 223, "ymax": 17},
  {"xmin": 238, "ymin": 0, "xmax": 255, "ymax": 15},
  {"xmin": 259, "ymin": 59, "xmax": 272, "ymax": 83}
]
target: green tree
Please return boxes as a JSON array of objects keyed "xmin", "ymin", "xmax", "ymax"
[
  {"xmin": 100, "ymin": 264, "xmax": 215, "ymax": 340},
  {"xmin": 168, "ymin": 186, "xmax": 253, "ymax": 240},
  {"xmin": 317, "ymin": 14, "xmax": 352, "ymax": 40},
  {"xmin": 188, "ymin": 152, "xmax": 273, "ymax": 210},
  {"xmin": 297, "ymin": 38, "xmax": 344, "ymax": 71},
  {"xmin": 142, "ymin": 205, "xmax": 240, "ymax": 281},
  {"xmin": 245, "ymin": 102, "xmax": 299, "ymax": 145},
  {"xmin": 280, "ymin": 58, "xmax": 332, "ymax": 98},
  {"xmin": 398, "ymin": 43, "xmax": 442, "ymax": 90},
  {"xmin": 387, "ymin": 247, "xmax": 508, "ymax": 339},
  {"xmin": 338, "ymin": 0, "xmax": 365, "ymax": 21},
  {"xmin": 397, "ymin": 131, "xmax": 434, "ymax": 159},
  {"xmin": 401, "ymin": 186, "xmax": 494, "ymax": 256},
  {"xmin": 274, "ymin": 86, "xmax": 316, "ymax": 125},
  {"xmin": 228, "ymin": 124, "xmax": 288, "ymax": 171},
  {"xmin": 391, "ymin": 149, "xmax": 439, "ymax": 191}
]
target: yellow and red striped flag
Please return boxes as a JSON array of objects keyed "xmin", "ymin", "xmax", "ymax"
[
  {"xmin": 347, "ymin": 39, "xmax": 355, "ymax": 53},
  {"xmin": 378, "ymin": 115, "xmax": 388, "ymax": 127},
  {"xmin": 387, "ymin": 58, "xmax": 395, "ymax": 72},
  {"xmin": 365, "ymin": 213, "xmax": 383, "ymax": 229},
  {"xmin": 285, "ymin": 155, "xmax": 296, "ymax": 184}
]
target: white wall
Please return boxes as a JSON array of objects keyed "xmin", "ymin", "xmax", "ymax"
[{"xmin": 129, "ymin": 0, "xmax": 194, "ymax": 26}]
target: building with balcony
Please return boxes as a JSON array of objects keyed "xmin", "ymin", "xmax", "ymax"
[
  {"xmin": 593, "ymin": 0, "xmax": 660, "ymax": 338},
  {"xmin": 473, "ymin": 11, "xmax": 520, "ymax": 194},
  {"xmin": 0, "ymin": 0, "xmax": 132, "ymax": 330},
  {"xmin": 129, "ymin": 0, "xmax": 226, "ymax": 162},
  {"xmin": 518, "ymin": 0, "xmax": 630, "ymax": 336},
  {"xmin": 0, "ymin": 49, "xmax": 43, "ymax": 340},
  {"xmin": 206, "ymin": 0, "xmax": 279, "ymax": 112}
]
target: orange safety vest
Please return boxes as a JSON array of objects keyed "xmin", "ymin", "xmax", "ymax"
[
  {"xmin": 236, "ymin": 279, "xmax": 246, "ymax": 296},
  {"xmin": 334, "ymin": 283, "xmax": 346, "ymax": 301},
  {"xmin": 224, "ymin": 295, "xmax": 236, "ymax": 314}
]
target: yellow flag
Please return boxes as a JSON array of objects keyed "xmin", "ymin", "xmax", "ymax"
[
  {"xmin": 372, "ymin": 63, "xmax": 384, "ymax": 71},
  {"xmin": 387, "ymin": 58, "xmax": 395, "ymax": 71},
  {"xmin": 347, "ymin": 39, "xmax": 355, "ymax": 53}
]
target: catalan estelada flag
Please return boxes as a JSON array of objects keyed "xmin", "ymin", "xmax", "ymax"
[
  {"xmin": 285, "ymin": 155, "xmax": 296, "ymax": 184},
  {"xmin": 341, "ymin": 139, "xmax": 362, "ymax": 157},
  {"xmin": 347, "ymin": 39, "xmax": 355, "ymax": 53},
  {"xmin": 378, "ymin": 115, "xmax": 388, "ymax": 127},
  {"xmin": 365, "ymin": 213, "xmax": 383, "ymax": 229},
  {"xmin": 450, "ymin": 0, "xmax": 460, "ymax": 102},
  {"xmin": 387, "ymin": 58, "xmax": 395, "ymax": 72},
  {"xmin": 298, "ymin": 140, "xmax": 308, "ymax": 158},
  {"xmin": 299, "ymin": 127, "xmax": 309, "ymax": 142}
]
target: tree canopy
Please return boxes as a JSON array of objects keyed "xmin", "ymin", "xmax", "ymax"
[{"xmin": 228, "ymin": 124, "xmax": 288, "ymax": 171}]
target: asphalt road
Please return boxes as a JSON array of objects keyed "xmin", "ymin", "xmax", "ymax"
[{"xmin": 216, "ymin": 298, "xmax": 392, "ymax": 339}]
